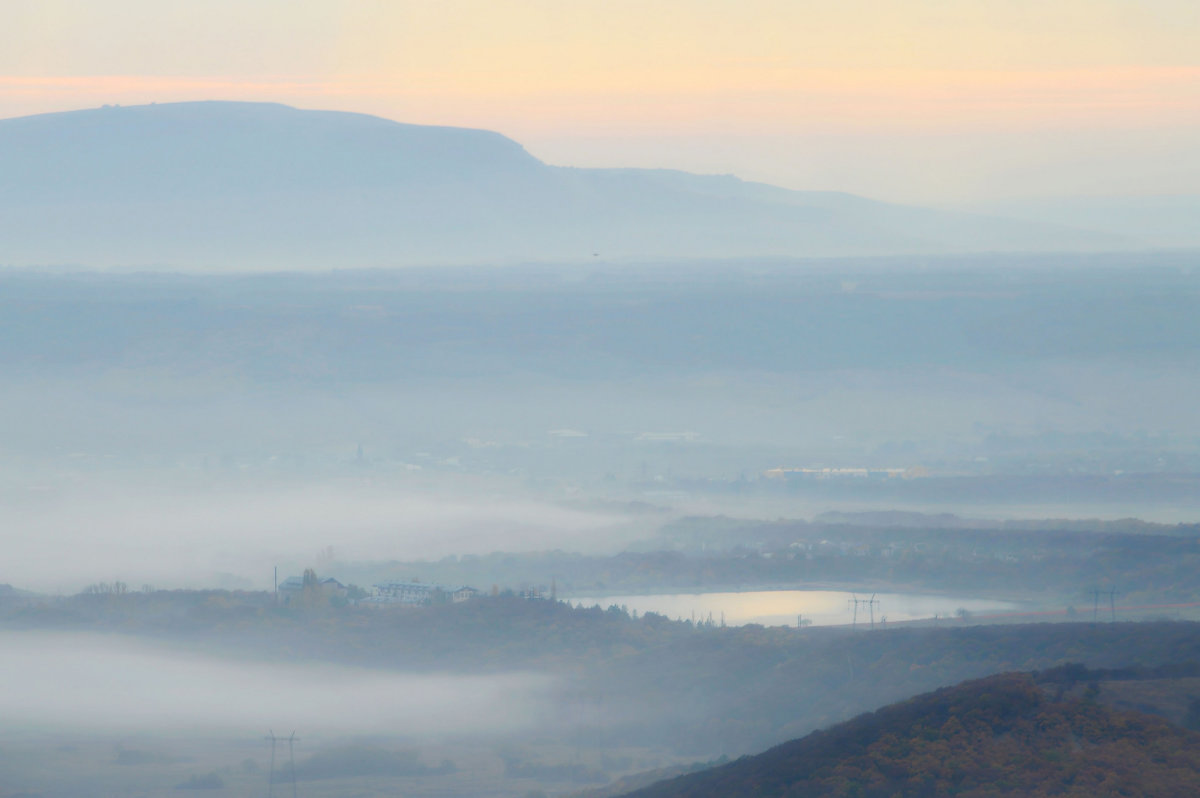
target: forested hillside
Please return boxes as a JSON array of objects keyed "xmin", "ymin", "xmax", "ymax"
[{"xmin": 622, "ymin": 672, "xmax": 1200, "ymax": 797}]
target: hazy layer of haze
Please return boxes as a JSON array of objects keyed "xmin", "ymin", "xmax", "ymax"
[
  {"xmin": 2, "ymin": 263, "xmax": 1198, "ymax": 595},
  {"xmin": 0, "ymin": 632, "xmax": 552, "ymax": 735},
  {"xmin": 0, "ymin": 479, "xmax": 632, "ymax": 594},
  {"xmin": 3, "ymin": 3, "xmax": 1199, "ymax": 798}
]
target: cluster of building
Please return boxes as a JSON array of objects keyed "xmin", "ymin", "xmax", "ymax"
[
  {"xmin": 359, "ymin": 581, "xmax": 478, "ymax": 607},
  {"xmin": 276, "ymin": 575, "xmax": 479, "ymax": 608},
  {"xmin": 276, "ymin": 575, "xmax": 347, "ymax": 604},
  {"xmin": 763, "ymin": 467, "xmax": 922, "ymax": 480}
]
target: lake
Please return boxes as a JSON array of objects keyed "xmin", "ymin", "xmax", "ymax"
[{"xmin": 567, "ymin": 589, "xmax": 1018, "ymax": 628}]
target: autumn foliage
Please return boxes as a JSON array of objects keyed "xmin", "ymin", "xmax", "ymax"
[{"xmin": 624, "ymin": 672, "xmax": 1200, "ymax": 798}]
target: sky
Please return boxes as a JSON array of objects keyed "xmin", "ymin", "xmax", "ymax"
[{"xmin": 2, "ymin": 0, "xmax": 1198, "ymax": 203}]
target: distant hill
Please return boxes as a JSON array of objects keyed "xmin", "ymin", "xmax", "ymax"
[
  {"xmin": 0, "ymin": 102, "xmax": 1129, "ymax": 270},
  {"xmin": 964, "ymin": 195, "xmax": 1200, "ymax": 250},
  {"xmin": 621, "ymin": 672, "xmax": 1200, "ymax": 798}
]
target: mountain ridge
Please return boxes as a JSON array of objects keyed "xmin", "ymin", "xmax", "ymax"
[{"xmin": 0, "ymin": 101, "xmax": 1132, "ymax": 269}]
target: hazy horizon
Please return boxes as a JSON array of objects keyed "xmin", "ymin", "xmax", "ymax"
[
  {"xmin": 4, "ymin": 5, "xmax": 1200, "ymax": 796},
  {"xmin": 4, "ymin": 1, "xmax": 1198, "ymax": 205}
]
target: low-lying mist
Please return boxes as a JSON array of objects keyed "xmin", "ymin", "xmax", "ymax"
[
  {"xmin": 0, "ymin": 631, "xmax": 555, "ymax": 736},
  {"xmin": 0, "ymin": 478, "xmax": 633, "ymax": 593}
]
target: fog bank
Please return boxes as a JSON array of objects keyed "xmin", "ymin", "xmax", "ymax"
[
  {"xmin": 0, "ymin": 479, "xmax": 630, "ymax": 593},
  {"xmin": 0, "ymin": 632, "xmax": 554, "ymax": 735}
]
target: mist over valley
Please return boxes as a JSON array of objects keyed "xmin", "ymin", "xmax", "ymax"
[{"xmin": 2, "ymin": 63, "xmax": 1199, "ymax": 797}]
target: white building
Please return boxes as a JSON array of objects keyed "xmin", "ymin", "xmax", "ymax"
[{"xmin": 365, "ymin": 581, "xmax": 479, "ymax": 607}]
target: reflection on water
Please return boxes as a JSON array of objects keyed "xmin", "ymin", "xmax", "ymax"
[{"xmin": 568, "ymin": 590, "xmax": 1017, "ymax": 628}]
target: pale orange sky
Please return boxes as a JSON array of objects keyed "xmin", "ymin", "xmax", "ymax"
[{"xmin": 3, "ymin": 0, "xmax": 1198, "ymax": 203}]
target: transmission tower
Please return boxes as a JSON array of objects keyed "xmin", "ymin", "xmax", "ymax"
[
  {"xmin": 1091, "ymin": 588, "xmax": 1117, "ymax": 623},
  {"xmin": 287, "ymin": 732, "xmax": 299, "ymax": 798},
  {"xmin": 848, "ymin": 594, "xmax": 881, "ymax": 630},
  {"xmin": 265, "ymin": 730, "xmax": 276, "ymax": 798},
  {"xmin": 264, "ymin": 730, "xmax": 300, "ymax": 798}
]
